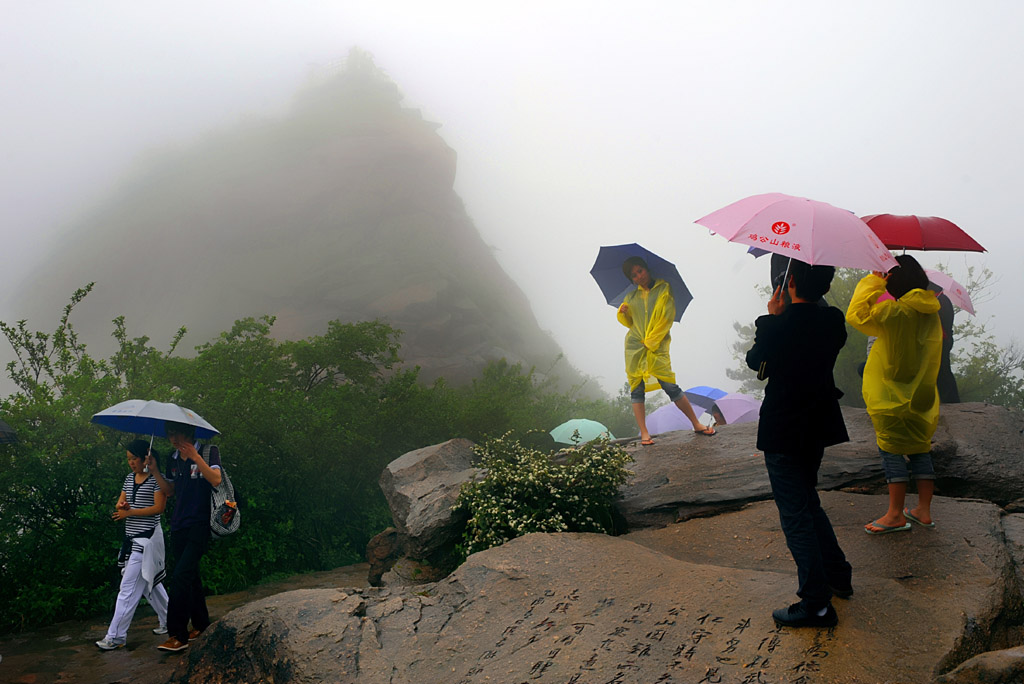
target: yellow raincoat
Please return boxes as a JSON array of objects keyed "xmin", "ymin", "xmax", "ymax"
[
  {"xmin": 617, "ymin": 279, "xmax": 676, "ymax": 393},
  {"xmin": 846, "ymin": 273, "xmax": 942, "ymax": 454}
]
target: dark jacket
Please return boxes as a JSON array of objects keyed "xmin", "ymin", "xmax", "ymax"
[{"xmin": 745, "ymin": 302, "xmax": 849, "ymax": 454}]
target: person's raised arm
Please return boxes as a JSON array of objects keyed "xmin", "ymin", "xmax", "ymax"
[
  {"xmin": 179, "ymin": 442, "xmax": 222, "ymax": 488},
  {"xmin": 616, "ymin": 302, "xmax": 632, "ymax": 328},
  {"xmin": 845, "ymin": 273, "xmax": 889, "ymax": 337},
  {"xmin": 148, "ymin": 451, "xmax": 174, "ymax": 497}
]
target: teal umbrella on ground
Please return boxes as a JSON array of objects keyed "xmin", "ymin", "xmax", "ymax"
[{"xmin": 550, "ymin": 419, "xmax": 614, "ymax": 445}]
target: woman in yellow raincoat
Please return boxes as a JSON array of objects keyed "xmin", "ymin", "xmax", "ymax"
[
  {"xmin": 617, "ymin": 256, "xmax": 715, "ymax": 444},
  {"xmin": 846, "ymin": 254, "xmax": 942, "ymax": 535}
]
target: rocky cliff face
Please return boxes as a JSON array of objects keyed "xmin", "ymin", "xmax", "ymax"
[{"xmin": 11, "ymin": 50, "xmax": 576, "ymax": 387}]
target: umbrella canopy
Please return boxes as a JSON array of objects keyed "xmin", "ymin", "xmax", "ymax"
[
  {"xmin": 645, "ymin": 403, "xmax": 697, "ymax": 436},
  {"xmin": 549, "ymin": 418, "xmax": 614, "ymax": 445},
  {"xmin": 682, "ymin": 385, "xmax": 728, "ymax": 411},
  {"xmin": 590, "ymin": 243, "xmax": 693, "ymax": 322},
  {"xmin": 925, "ymin": 268, "xmax": 975, "ymax": 315},
  {"xmin": 91, "ymin": 399, "xmax": 220, "ymax": 439},
  {"xmin": 0, "ymin": 419, "xmax": 18, "ymax": 444},
  {"xmin": 862, "ymin": 214, "xmax": 985, "ymax": 252},
  {"xmin": 696, "ymin": 193, "xmax": 897, "ymax": 272},
  {"xmin": 712, "ymin": 392, "xmax": 761, "ymax": 425}
]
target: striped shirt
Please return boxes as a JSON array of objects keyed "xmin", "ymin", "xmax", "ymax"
[{"xmin": 122, "ymin": 473, "xmax": 162, "ymax": 554}]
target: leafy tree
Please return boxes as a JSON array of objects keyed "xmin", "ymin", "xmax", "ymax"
[{"xmin": 0, "ymin": 287, "xmax": 635, "ymax": 634}]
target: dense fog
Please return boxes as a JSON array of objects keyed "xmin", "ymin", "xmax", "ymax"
[{"xmin": 2, "ymin": 2, "xmax": 1021, "ymax": 396}]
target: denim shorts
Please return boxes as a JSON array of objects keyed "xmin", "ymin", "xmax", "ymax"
[
  {"xmin": 879, "ymin": 448, "xmax": 935, "ymax": 484},
  {"xmin": 631, "ymin": 380, "xmax": 683, "ymax": 404}
]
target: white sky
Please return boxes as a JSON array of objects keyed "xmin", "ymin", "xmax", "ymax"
[{"xmin": 1, "ymin": 1, "xmax": 1021, "ymax": 396}]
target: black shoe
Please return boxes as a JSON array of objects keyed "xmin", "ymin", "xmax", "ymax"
[
  {"xmin": 772, "ymin": 602, "xmax": 838, "ymax": 628},
  {"xmin": 829, "ymin": 583, "xmax": 853, "ymax": 600}
]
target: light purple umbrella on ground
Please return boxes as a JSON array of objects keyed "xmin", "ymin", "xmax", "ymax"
[
  {"xmin": 644, "ymin": 403, "xmax": 704, "ymax": 436},
  {"xmin": 712, "ymin": 392, "xmax": 761, "ymax": 425}
]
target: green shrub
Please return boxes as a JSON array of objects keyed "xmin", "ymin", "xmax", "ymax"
[{"xmin": 454, "ymin": 435, "xmax": 632, "ymax": 558}]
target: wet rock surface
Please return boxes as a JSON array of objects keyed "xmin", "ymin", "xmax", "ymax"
[
  {"xmin": 171, "ymin": 497, "xmax": 1022, "ymax": 684},
  {"xmin": 0, "ymin": 564, "xmax": 369, "ymax": 684}
]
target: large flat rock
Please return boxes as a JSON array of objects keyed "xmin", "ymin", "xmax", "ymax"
[
  {"xmin": 171, "ymin": 492, "xmax": 1019, "ymax": 683},
  {"xmin": 618, "ymin": 403, "xmax": 1024, "ymax": 528},
  {"xmin": 617, "ymin": 406, "xmax": 881, "ymax": 527}
]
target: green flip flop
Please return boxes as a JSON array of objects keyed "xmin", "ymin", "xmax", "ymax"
[
  {"xmin": 904, "ymin": 508, "xmax": 935, "ymax": 528},
  {"xmin": 864, "ymin": 520, "xmax": 912, "ymax": 535}
]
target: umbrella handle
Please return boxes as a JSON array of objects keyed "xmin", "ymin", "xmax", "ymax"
[{"xmin": 780, "ymin": 257, "xmax": 792, "ymax": 293}]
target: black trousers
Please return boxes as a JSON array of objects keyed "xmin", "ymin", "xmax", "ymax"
[
  {"xmin": 764, "ymin": 450, "xmax": 852, "ymax": 610},
  {"xmin": 167, "ymin": 523, "xmax": 211, "ymax": 642}
]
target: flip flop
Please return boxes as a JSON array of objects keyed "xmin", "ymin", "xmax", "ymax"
[
  {"xmin": 693, "ymin": 426, "xmax": 716, "ymax": 437},
  {"xmin": 864, "ymin": 520, "xmax": 911, "ymax": 535},
  {"xmin": 640, "ymin": 439, "xmax": 655, "ymax": 446},
  {"xmin": 904, "ymin": 508, "xmax": 935, "ymax": 528}
]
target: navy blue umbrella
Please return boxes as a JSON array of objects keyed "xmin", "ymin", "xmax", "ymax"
[
  {"xmin": 0, "ymin": 419, "xmax": 18, "ymax": 444},
  {"xmin": 590, "ymin": 243, "xmax": 693, "ymax": 322},
  {"xmin": 682, "ymin": 385, "xmax": 728, "ymax": 411}
]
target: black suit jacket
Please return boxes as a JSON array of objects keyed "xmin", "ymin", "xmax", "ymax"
[{"xmin": 745, "ymin": 303, "xmax": 849, "ymax": 454}]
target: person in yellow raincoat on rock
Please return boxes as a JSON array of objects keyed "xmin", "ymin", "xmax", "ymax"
[
  {"xmin": 846, "ymin": 254, "xmax": 942, "ymax": 535},
  {"xmin": 617, "ymin": 256, "xmax": 715, "ymax": 444}
]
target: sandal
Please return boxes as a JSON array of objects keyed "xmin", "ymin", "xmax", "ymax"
[
  {"xmin": 693, "ymin": 425, "xmax": 716, "ymax": 437},
  {"xmin": 640, "ymin": 439, "xmax": 656, "ymax": 446}
]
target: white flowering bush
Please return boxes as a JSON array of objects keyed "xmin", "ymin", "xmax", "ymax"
[{"xmin": 454, "ymin": 434, "xmax": 632, "ymax": 558}]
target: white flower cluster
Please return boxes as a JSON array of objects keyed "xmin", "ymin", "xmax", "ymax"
[{"xmin": 454, "ymin": 434, "xmax": 632, "ymax": 558}]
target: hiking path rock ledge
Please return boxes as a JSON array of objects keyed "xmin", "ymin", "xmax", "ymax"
[
  {"xmin": 172, "ymin": 403, "xmax": 1024, "ymax": 683},
  {"xmin": 172, "ymin": 492, "xmax": 1022, "ymax": 684}
]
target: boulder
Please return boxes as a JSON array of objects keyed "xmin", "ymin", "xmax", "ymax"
[
  {"xmin": 171, "ymin": 493, "xmax": 1022, "ymax": 683},
  {"xmin": 369, "ymin": 438, "xmax": 480, "ymax": 584},
  {"xmin": 933, "ymin": 646, "xmax": 1024, "ymax": 684},
  {"xmin": 617, "ymin": 403, "xmax": 1024, "ymax": 528},
  {"xmin": 929, "ymin": 404, "xmax": 1024, "ymax": 506}
]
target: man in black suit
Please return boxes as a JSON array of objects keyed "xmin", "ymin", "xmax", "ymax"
[{"xmin": 746, "ymin": 259, "xmax": 852, "ymax": 628}]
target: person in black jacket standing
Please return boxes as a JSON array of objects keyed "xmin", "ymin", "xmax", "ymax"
[{"xmin": 746, "ymin": 259, "xmax": 852, "ymax": 628}]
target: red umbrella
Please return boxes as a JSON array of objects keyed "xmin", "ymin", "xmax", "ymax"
[{"xmin": 861, "ymin": 214, "xmax": 985, "ymax": 252}]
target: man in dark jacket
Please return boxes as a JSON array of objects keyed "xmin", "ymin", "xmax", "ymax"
[{"xmin": 746, "ymin": 259, "xmax": 852, "ymax": 628}]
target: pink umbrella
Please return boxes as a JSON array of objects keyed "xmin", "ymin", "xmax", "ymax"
[
  {"xmin": 924, "ymin": 268, "xmax": 975, "ymax": 315},
  {"xmin": 712, "ymin": 392, "xmax": 761, "ymax": 425},
  {"xmin": 645, "ymin": 403, "xmax": 703, "ymax": 436},
  {"xmin": 696, "ymin": 193, "xmax": 897, "ymax": 272}
]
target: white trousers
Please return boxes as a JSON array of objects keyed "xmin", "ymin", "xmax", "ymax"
[{"xmin": 104, "ymin": 548, "xmax": 169, "ymax": 644}]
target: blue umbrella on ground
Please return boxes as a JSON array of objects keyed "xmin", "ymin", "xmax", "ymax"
[
  {"xmin": 590, "ymin": 243, "xmax": 693, "ymax": 322},
  {"xmin": 682, "ymin": 386, "xmax": 728, "ymax": 412},
  {"xmin": 91, "ymin": 399, "xmax": 220, "ymax": 440},
  {"xmin": 550, "ymin": 419, "xmax": 614, "ymax": 445}
]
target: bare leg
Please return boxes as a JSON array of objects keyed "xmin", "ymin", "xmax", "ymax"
[
  {"xmin": 865, "ymin": 482, "xmax": 907, "ymax": 532},
  {"xmin": 908, "ymin": 479, "xmax": 935, "ymax": 524},
  {"xmin": 672, "ymin": 395, "xmax": 714, "ymax": 435},
  {"xmin": 632, "ymin": 402, "xmax": 651, "ymax": 443}
]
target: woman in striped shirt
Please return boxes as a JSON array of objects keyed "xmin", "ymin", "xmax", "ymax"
[{"xmin": 96, "ymin": 440, "xmax": 171, "ymax": 650}]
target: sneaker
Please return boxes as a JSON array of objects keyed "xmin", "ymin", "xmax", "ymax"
[
  {"xmin": 157, "ymin": 636, "xmax": 189, "ymax": 652},
  {"xmin": 188, "ymin": 628, "xmax": 203, "ymax": 640},
  {"xmin": 152, "ymin": 626, "xmax": 168, "ymax": 635},
  {"xmin": 772, "ymin": 601, "xmax": 838, "ymax": 628},
  {"xmin": 95, "ymin": 638, "xmax": 124, "ymax": 651}
]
